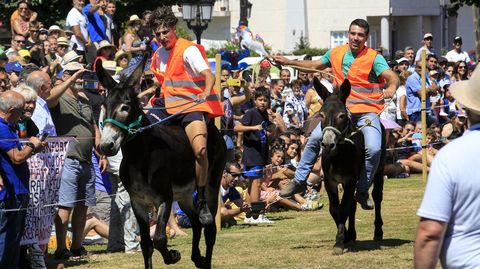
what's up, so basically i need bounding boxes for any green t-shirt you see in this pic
[321,48,390,78]
[51,93,96,162]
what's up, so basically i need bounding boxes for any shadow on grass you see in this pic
[350,238,412,252]
[291,238,411,252]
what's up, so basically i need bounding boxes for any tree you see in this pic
[447,0,480,62]
[294,32,310,51]
[292,32,328,56]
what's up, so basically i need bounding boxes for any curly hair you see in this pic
[149,6,178,30]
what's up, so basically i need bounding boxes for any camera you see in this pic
[82,71,99,90]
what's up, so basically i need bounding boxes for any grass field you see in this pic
[57,175,426,269]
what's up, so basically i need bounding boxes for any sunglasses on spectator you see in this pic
[226,171,243,179]
[458,65,466,69]
[19,7,28,10]
[424,37,433,41]
[58,45,69,49]
[14,40,26,43]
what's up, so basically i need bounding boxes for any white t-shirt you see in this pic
[66,7,89,51]
[445,49,471,63]
[395,85,406,120]
[415,47,434,62]
[417,129,480,269]
[156,45,209,77]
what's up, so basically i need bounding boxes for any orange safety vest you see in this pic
[330,44,385,114]
[150,38,223,117]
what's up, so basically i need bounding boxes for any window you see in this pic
[331,31,348,48]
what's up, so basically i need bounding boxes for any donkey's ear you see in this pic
[339,79,351,104]
[313,76,330,102]
[124,54,149,90]
[95,58,118,90]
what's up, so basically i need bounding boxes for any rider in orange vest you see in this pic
[274,19,399,210]
[148,7,223,226]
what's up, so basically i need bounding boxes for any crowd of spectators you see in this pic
[0,0,475,267]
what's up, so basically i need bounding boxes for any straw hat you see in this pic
[114,50,131,61]
[48,25,65,36]
[63,62,83,72]
[127,14,142,25]
[450,65,480,114]
[96,40,115,53]
[102,60,117,72]
[62,50,80,65]
[57,37,70,46]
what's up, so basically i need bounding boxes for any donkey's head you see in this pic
[97,55,148,156]
[314,77,352,154]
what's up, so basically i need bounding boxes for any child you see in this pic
[234,87,274,223]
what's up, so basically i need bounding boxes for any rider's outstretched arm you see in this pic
[273,55,327,73]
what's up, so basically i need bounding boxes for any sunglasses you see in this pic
[14,40,26,43]
[458,66,466,69]
[226,171,243,178]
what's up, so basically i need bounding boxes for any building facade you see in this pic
[175,0,475,59]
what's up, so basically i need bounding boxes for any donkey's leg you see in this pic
[131,200,154,269]
[178,199,204,268]
[343,182,357,245]
[372,172,384,241]
[202,200,218,269]
[153,201,181,265]
[325,181,344,255]
[190,217,205,268]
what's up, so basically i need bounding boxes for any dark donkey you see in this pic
[313,77,385,255]
[96,56,226,269]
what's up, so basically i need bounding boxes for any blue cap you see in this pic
[5,61,23,73]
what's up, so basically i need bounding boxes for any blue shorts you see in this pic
[243,165,264,178]
[58,157,96,207]
[147,97,210,128]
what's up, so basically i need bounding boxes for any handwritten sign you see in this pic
[21,140,70,245]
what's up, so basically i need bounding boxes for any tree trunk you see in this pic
[473,6,480,62]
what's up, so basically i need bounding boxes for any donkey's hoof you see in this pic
[165,250,181,265]
[374,234,383,241]
[332,246,344,255]
[193,255,206,268]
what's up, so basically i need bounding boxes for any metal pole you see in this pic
[214,53,222,231]
[421,50,427,182]
[195,28,202,44]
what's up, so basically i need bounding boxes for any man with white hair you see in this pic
[414,65,480,268]
[0,91,44,268]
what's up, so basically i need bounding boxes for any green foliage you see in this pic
[176,26,192,41]
[292,47,329,56]
[447,0,480,16]
[295,33,310,50]
[205,41,242,58]
[292,33,327,56]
